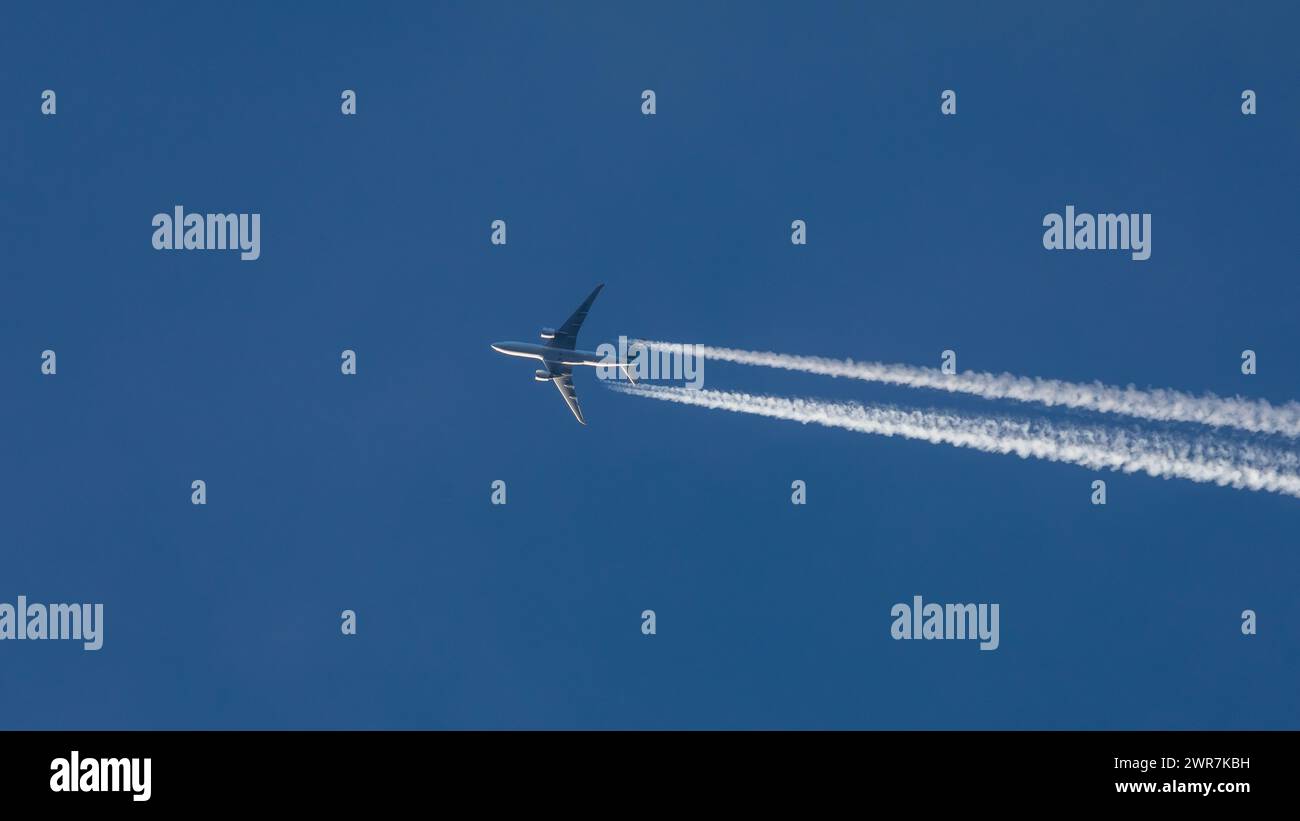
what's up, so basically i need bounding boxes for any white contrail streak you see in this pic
[609,384,1300,499]
[636,341,1300,438]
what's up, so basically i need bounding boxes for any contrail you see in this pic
[635,341,1300,438]
[608,383,1300,499]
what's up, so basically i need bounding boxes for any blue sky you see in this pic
[1,2,1297,728]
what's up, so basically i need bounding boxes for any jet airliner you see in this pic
[491,283,634,425]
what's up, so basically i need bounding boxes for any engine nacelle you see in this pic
[534,369,553,382]
[539,327,556,340]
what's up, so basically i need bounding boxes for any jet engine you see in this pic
[539,327,556,340]
[534,369,553,382]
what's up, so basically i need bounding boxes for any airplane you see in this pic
[491,283,635,425]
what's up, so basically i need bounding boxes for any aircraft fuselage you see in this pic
[491,341,608,368]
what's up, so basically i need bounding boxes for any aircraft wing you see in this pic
[549,283,604,350]
[551,370,586,425]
